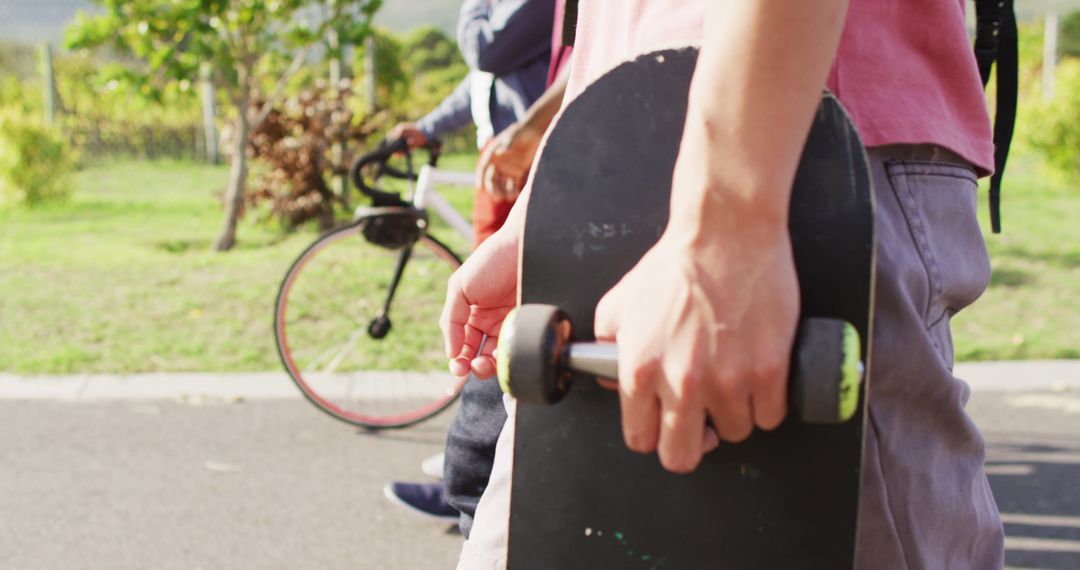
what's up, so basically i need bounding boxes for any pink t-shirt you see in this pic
[562,0,995,175]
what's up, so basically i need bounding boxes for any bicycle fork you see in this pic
[367,245,413,339]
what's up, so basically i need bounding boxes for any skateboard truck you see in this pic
[497,303,863,424]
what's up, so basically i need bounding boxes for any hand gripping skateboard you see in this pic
[499,48,875,569]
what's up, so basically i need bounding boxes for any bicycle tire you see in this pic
[275,218,466,429]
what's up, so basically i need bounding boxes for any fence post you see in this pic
[39,43,58,127]
[1044,12,1059,101]
[193,125,204,162]
[200,63,220,164]
[364,35,377,112]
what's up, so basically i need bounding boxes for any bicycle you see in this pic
[274,139,477,429]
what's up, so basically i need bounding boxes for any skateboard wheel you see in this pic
[790,318,863,423]
[498,304,573,404]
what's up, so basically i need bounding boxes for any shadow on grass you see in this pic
[998,244,1080,270]
[154,234,289,253]
[985,434,1080,569]
[990,267,1035,288]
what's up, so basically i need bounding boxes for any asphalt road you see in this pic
[0,399,461,570]
[1,389,1077,569]
[971,390,1080,570]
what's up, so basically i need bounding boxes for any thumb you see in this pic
[594,282,628,341]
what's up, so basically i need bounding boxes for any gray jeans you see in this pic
[457,144,1006,569]
[856,144,1004,568]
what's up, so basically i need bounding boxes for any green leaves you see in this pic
[1026,59,1080,179]
[0,111,75,206]
[64,0,383,103]
[1061,11,1080,59]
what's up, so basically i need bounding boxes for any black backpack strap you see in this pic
[562,0,579,47]
[974,0,1018,233]
[974,0,1001,86]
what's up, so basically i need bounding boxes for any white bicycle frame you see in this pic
[409,164,477,245]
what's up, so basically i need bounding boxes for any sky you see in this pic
[0,0,461,46]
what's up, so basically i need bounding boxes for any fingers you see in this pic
[406,132,427,149]
[482,164,506,202]
[470,335,499,379]
[704,381,754,443]
[593,283,627,341]
[448,323,485,378]
[442,296,509,380]
[476,139,498,184]
[620,361,732,472]
[596,377,619,391]
[388,123,426,149]
[439,275,469,361]
[480,141,530,202]
[749,358,789,431]
[618,358,661,454]
[482,164,525,203]
[449,324,494,378]
[657,405,707,474]
[702,425,720,454]
[600,284,667,455]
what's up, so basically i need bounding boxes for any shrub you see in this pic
[247,80,385,229]
[1061,11,1080,60]
[0,110,76,206]
[1025,59,1080,181]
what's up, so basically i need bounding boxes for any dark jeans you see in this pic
[444,374,507,537]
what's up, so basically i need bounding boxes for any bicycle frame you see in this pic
[411,164,477,245]
[350,162,475,348]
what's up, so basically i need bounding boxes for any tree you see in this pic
[1061,11,1080,60]
[354,27,411,115]
[66,0,381,251]
[1028,59,1080,179]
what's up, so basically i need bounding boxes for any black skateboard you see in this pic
[498,48,875,568]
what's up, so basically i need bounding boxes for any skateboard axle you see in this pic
[564,342,619,379]
[499,304,864,425]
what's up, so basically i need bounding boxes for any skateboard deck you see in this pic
[509,48,875,568]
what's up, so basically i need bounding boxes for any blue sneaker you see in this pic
[383,482,460,523]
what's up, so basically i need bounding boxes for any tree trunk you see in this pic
[212,93,251,252]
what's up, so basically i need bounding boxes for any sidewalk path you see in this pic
[1,360,1077,401]
[1,361,1077,569]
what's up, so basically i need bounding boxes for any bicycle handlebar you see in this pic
[350,138,442,207]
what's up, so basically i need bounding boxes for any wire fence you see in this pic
[1,1,212,163]
[1,1,479,165]
[68,123,208,162]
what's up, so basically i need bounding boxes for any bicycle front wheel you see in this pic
[275,220,465,428]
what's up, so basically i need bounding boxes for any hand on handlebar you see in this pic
[387,122,429,150]
[477,122,543,203]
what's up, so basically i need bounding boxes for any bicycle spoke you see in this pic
[323,327,365,374]
[304,325,368,373]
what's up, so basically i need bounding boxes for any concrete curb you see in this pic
[0,360,1077,401]
[0,372,295,401]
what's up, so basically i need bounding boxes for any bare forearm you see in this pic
[520,68,569,136]
[496,74,570,232]
[671,0,850,244]
[477,68,572,204]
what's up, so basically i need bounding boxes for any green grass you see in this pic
[0,152,1076,374]
[0,156,477,374]
[952,154,1080,361]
